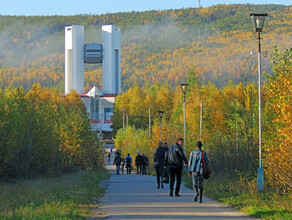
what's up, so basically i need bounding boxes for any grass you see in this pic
[0,168,110,219]
[182,172,292,220]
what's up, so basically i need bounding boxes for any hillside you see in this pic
[0,4,291,92]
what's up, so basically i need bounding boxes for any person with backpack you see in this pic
[153,142,167,189]
[188,141,209,203]
[113,151,122,175]
[164,138,188,196]
[135,152,144,175]
[142,153,149,175]
[124,154,133,174]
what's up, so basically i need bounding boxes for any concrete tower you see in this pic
[65,25,84,94]
[102,25,121,95]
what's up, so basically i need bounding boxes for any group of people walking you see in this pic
[113,152,149,175]
[153,138,209,203]
[109,137,209,203]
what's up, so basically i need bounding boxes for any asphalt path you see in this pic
[90,150,257,220]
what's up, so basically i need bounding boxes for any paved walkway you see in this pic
[90,151,257,220]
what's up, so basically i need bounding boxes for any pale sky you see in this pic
[0,0,290,16]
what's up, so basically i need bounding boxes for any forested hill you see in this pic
[0,4,291,91]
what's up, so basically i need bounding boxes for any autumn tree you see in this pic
[264,47,292,191]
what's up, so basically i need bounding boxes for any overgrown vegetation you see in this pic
[0,84,104,179]
[182,173,292,220]
[0,168,110,219]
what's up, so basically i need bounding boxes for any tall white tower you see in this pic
[65,25,84,94]
[102,25,121,95]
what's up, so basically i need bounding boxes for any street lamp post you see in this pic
[149,106,151,136]
[121,109,125,132]
[250,13,268,191]
[200,100,203,141]
[180,83,188,156]
[158,111,164,141]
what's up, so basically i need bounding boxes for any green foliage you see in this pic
[0,84,104,180]
[115,125,150,158]
[0,168,110,219]
[263,47,292,190]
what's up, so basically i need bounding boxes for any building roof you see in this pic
[101,93,119,97]
[87,86,103,97]
[61,93,89,98]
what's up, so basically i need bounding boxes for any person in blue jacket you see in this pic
[124,154,133,174]
[188,141,209,203]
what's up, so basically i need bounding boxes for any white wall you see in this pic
[65,25,84,94]
[102,25,121,95]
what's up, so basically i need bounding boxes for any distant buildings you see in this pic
[64,25,121,139]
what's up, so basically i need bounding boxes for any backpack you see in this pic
[116,156,122,163]
[202,151,211,179]
[126,157,131,164]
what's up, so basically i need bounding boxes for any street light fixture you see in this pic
[180,83,188,156]
[250,12,268,191]
[158,110,164,141]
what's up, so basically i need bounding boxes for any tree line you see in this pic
[0,4,291,92]
[0,84,103,179]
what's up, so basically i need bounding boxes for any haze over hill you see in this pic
[0,4,291,91]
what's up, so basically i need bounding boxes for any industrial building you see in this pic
[64,24,121,138]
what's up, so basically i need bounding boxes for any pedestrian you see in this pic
[107,152,111,163]
[153,141,167,189]
[124,154,133,174]
[113,151,122,175]
[188,141,209,203]
[142,153,149,175]
[165,138,188,197]
[135,152,144,175]
[120,156,125,173]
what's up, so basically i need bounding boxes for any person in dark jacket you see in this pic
[188,141,209,203]
[113,151,122,175]
[165,138,188,197]
[141,153,148,175]
[153,142,167,189]
[135,152,144,175]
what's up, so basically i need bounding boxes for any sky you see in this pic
[0,0,291,16]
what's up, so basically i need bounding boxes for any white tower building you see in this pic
[102,25,121,95]
[64,24,121,135]
[65,25,84,94]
